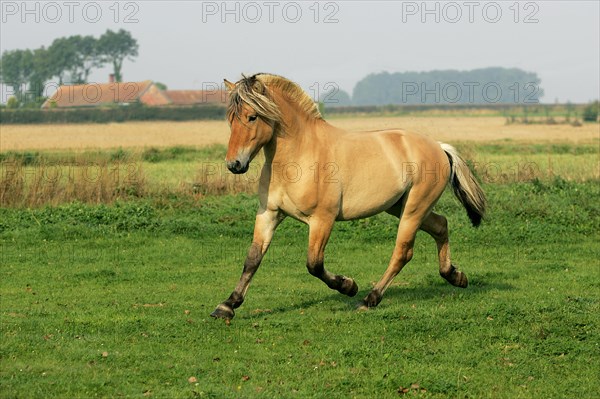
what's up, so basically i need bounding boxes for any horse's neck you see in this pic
[264,117,330,165]
[264,93,330,162]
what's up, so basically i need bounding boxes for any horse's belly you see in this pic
[337,185,406,221]
[333,130,418,220]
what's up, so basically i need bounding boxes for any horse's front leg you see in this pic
[307,217,358,297]
[211,208,284,320]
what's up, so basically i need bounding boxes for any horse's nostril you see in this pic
[227,159,245,173]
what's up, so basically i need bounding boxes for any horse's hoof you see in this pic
[210,304,235,320]
[443,266,469,288]
[340,278,359,297]
[447,270,468,288]
[360,290,382,308]
[453,271,468,288]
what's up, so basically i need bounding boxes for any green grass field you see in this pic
[1,142,599,398]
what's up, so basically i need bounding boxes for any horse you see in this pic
[210,73,486,320]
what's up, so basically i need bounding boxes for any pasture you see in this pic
[1,117,599,398]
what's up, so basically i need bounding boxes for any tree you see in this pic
[0,47,54,104]
[69,35,103,84]
[0,33,111,106]
[6,96,19,109]
[47,37,79,85]
[97,29,139,83]
[582,101,599,122]
[1,50,26,98]
[0,49,35,101]
[28,47,53,99]
[47,35,105,85]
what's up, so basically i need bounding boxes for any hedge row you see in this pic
[325,103,567,115]
[1,103,593,124]
[0,104,226,124]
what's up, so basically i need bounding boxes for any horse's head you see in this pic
[224,77,281,174]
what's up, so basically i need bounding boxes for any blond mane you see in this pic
[227,73,322,125]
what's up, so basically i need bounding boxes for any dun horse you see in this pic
[211,74,486,320]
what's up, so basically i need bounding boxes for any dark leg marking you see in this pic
[361,289,382,308]
[441,264,468,288]
[420,212,469,289]
[211,244,263,320]
[339,276,359,297]
[307,261,358,297]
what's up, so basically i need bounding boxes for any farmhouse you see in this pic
[41,80,226,108]
[162,90,227,106]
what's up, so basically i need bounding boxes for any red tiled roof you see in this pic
[139,84,171,106]
[41,82,228,108]
[163,90,227,105]
[42,81,154,108]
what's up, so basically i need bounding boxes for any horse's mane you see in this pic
[227,73,322,125]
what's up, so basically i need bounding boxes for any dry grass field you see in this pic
[1,117,598,151]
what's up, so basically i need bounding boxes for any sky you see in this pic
[1,0,599,103]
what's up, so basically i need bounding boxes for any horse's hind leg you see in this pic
[360,187,445,309]
[359,192,433,309]
[420,212,468,288]
[307,217,358,297]
[359,214,419,309]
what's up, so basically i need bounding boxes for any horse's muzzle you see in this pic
[227,159,249,174]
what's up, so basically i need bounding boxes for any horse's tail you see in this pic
[440,143,487,227]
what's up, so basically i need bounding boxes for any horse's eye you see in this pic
[248,115,258,122]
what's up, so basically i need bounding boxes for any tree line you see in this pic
[321,67,545,106]
[0,29,138,106]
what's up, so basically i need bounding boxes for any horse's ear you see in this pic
[223,79,235,91]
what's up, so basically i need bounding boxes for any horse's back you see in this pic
[337,128,449,169]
